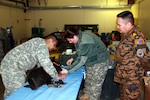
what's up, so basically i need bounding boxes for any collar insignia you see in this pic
[133,33,137,37]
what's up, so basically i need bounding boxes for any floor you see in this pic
[0,75,4,100]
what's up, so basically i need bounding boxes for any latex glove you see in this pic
[66,58,73,66]
[60,68,68,74]
[57,68,68,79]
[57,74,66,79]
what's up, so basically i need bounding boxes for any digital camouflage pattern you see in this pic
[84,60,109,100]
[0,38,57,98]
[114,26,150,100]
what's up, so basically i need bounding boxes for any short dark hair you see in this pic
[117,11,134,25]
[64,27,79,39]
[44,34,58,42]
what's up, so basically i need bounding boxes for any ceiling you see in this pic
[0,0,137,12]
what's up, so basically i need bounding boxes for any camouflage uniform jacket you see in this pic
[114,26,150,84]
[0,38,57,78]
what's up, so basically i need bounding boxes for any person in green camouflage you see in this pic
[0,35,68,98]
[64,27,110,100]
[114,11,150,100]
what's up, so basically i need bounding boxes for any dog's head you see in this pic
[25,67,53,90]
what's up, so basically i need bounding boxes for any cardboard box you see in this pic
[143,76,150,100]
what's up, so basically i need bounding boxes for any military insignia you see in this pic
[135,39,145,45]
[136,49,144,58]
[133,33,137,37]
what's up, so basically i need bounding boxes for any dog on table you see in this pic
[24,65,65,90]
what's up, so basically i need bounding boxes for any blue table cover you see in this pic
[6,66,85,100]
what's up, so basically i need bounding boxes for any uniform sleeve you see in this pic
[136,42,150,70]
[36,48,58,78]
[68,56,87,73]
[68,44,92,73]
[133,28,150,69]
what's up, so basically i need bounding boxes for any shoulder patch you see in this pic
[135,39,145,45]
[136,49,144,58]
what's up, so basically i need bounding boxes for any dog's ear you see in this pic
[28,77,38,90]
[24,77,37,90]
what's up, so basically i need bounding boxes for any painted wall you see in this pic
[138,0,150,39]
[1,0,145,40]
[26,0,131,36]
[0,5,27,40]
[26,9,130,36]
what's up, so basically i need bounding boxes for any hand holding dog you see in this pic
[57,68,68,79]
[60,68,68,74]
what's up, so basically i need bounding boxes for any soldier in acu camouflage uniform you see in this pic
[0,35,68,98]
[114,11,150,100]
[64,27,110,100]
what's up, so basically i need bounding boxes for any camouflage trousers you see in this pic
[2,72,26,98]
[83,60,109,100]
[1,63,26,98]
[119,80,143,100]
